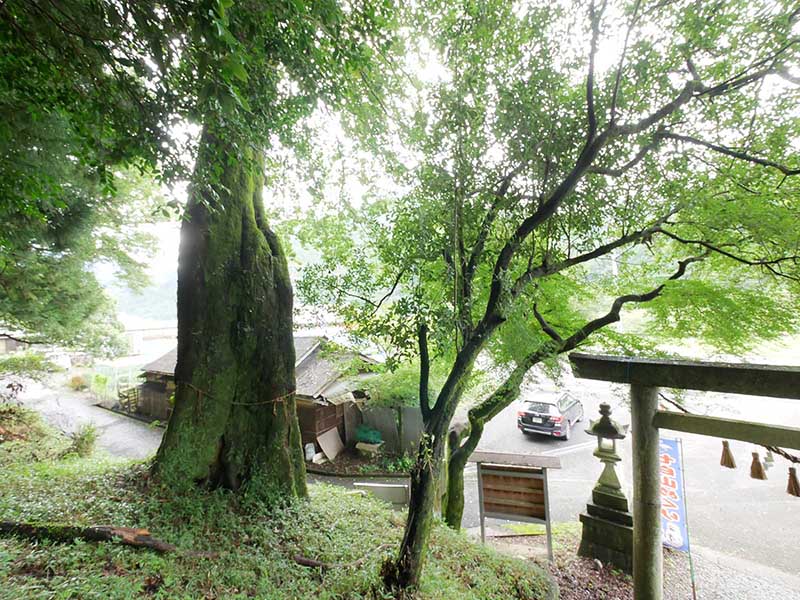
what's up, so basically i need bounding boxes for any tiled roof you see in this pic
[141,336,364,398]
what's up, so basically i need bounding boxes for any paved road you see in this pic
[13,379,162,459]
[460,379,620,535]
[468,377,800,578]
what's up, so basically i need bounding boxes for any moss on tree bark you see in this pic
[382,418,449,592]
[383,343,479,592]
[442,356,541,529]
[152,127,306,499]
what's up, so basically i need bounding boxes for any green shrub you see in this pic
[0,352,60,379]
[67,374,88,391]
[359,452,415,474]
[364,362,444,408]
[385,452,414,473]
[88,373,110,400]
[0,403,69,465]
[66,423,97,458]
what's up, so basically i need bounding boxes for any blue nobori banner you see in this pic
[659,438,690,553]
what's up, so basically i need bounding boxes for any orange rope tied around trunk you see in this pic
[177,381,294,407]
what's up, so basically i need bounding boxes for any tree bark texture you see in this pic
[443,358,533,528]
[153,127,306,499]
[384,348,479,591]
[382,419,448,592]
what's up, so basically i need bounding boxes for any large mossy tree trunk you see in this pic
[152,127,306,499]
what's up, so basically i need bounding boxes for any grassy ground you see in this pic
[0,404,556,600]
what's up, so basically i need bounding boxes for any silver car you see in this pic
[517,391,584,440]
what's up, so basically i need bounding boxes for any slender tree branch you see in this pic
[437,29,792,424]
[610,0,642,123]
[697,39,799,98]
[418,323,431,420]
[533,303,563,342]
[685,54,702,84]
[477,59,704,339]
[660,132,800,176]
[370,268,407,316]
[464,164,525,296]
[657,229,800,281]
[511,213,677,297]
[23,0,114,43]
[479,129,612,331]
[539,158,552,204]
[451,344,553,464]
[0,333,41,345]
[614,81,699,136]
[693,154,761,195]
[559,254,706,351]
[477,77,698,338]
[589,137,660,176]
[777,66,800,86]
[330,268,406,313]
[331,285,380,309]
[585,0,606,143]
[452,255,705,466]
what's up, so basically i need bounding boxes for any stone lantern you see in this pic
[578,402,634,573]
[587,403,628,511]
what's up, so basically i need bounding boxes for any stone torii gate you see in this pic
[569,353,800,600]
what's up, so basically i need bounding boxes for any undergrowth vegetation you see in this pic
[0,405,555,599]
[0,353,60,379]
[0,404,68,465]
[67,423,98,458]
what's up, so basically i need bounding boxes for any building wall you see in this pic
[0,338,28,355]
[297,397,346,450]
[137,381,172,421]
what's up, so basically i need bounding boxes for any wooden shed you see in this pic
[133,336,374,448]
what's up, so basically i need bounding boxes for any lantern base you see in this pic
[578,501,634,574]
[592,485,630,513]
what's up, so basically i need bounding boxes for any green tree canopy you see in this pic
[3,0,400,496]
[296,0,800,589]
[0,2,182,353]
[146,0,399,498]
[0,113,168,354]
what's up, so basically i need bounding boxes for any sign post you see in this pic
[470,451,561,562]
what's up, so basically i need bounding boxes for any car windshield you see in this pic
[525,402,559,415]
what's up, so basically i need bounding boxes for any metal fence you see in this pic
[89,365,142,404]
[361,406,424,454]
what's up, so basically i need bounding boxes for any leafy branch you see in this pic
[657,229,800,281]
[450,254,706,470]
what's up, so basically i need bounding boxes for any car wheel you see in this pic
[575,408,584,423]
[563,422,571,441]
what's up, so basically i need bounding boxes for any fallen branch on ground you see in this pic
[0,521,216,557]
[293,543,393,571]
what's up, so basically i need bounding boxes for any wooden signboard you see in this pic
[471,451,560,562]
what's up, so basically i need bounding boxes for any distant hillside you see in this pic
[108,270,178,325]
[99,232,321,329]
